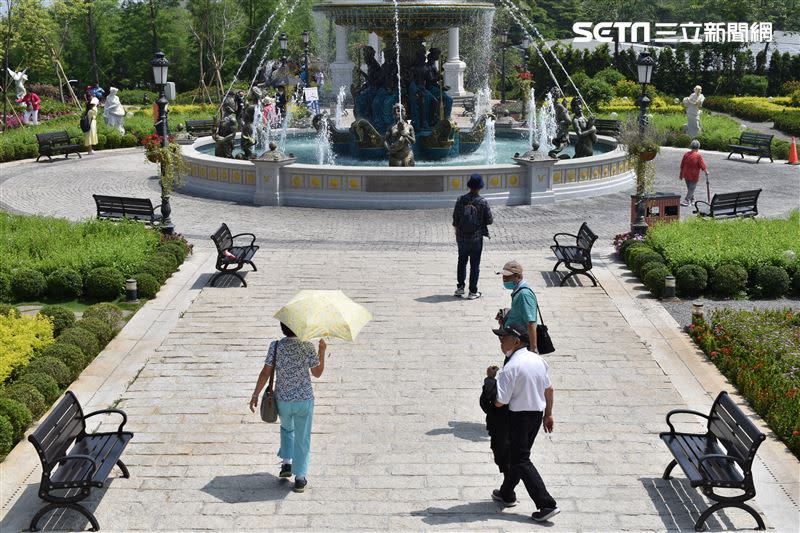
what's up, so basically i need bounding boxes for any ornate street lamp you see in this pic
[521,35,531,72]
[279,32,288,65]
[301,29,310,87]
[500,31,509,103]
[150,51,174,234]
[631,51,656,236]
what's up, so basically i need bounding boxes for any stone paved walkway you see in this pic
[1,249,797,532]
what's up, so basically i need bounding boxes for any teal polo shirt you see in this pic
[505,281,538,329]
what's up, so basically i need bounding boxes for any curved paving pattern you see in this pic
[1,146,797,251]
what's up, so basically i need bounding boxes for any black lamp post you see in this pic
[279,32,288,65]
[150,51,174,234]
[521,35,531,72]
[301,29,310,87]
[631,51,656,236]
[500,31,509,103]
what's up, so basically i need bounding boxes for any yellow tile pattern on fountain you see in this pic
[328,177,341,189]
[508,174,519,187]
[291,175,303,188]
[246,172,256,185]
[566,169,576,183]
[348,178,361,190]
[552,171,562,184]
[579,168,589,181]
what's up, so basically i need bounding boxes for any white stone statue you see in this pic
[103,87,126,135]
[682,85,705,138]
[7,68,28,100]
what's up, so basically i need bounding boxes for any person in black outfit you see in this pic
[480,364,510,476]
[452,173,493,299]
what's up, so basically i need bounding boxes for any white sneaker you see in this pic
[467,291,481,300]
[680,200,690,206]
[454,287,465,297]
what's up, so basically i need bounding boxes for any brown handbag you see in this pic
[260,341,279,423]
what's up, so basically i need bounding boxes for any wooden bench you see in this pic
[594,118,621,137]
[93,194,162,225]
[27,391,133,532]
[210,223,259,287]
[35,131,83,162]
[660,391,766,532]
[550,222,598,286]
[727,132,773,163]
[185,119,215,137]
[694,189,761,219]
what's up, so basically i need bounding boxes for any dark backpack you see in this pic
[458,199,481,235]
[79,115,91,133]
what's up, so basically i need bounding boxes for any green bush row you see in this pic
[704,96,800,137]
[0,302,125,459]
[690,310,800,458]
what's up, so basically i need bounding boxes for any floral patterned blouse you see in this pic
[265,337,320,402]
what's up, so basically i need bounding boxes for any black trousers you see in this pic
[456,238,483,293]
[499,410,557,510]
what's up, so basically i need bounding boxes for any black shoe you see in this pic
[531,507,560,522]
[293,477,308,493]
[279,463,292,478]
[491,489,517,507]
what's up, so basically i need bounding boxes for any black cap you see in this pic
[492,323,529,343]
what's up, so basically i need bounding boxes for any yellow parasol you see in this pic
[273,290,372,341]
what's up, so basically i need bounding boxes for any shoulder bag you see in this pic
[260,341,279,423]
[510,286,555,355]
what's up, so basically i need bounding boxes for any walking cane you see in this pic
[705,172,711,203]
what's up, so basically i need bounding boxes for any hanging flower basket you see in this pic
[146,152,161,163]
[639,150,657,161]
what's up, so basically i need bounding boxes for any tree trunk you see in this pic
[87,5,100,86]
[149,0,158,53]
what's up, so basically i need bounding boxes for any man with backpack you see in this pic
[452,173,493,299]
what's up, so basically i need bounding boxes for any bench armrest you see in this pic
[552,232,578,247]
[51,453,99,480]
[698,453,743,480]
[83,408,128,433]
[230,232,256,246]
[693,200,711,214]
[665,409,709,434]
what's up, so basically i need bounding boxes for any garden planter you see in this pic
[639,150,657,161]
[146,153,161,163]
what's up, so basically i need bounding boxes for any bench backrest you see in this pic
[211,223,233,252]
[28,391,86,469]
[710,189,761,212]
[576,222,598,251]
[36,131,71,145]
[185,119,214,133]
[707,391,765,470]
[594,119,621,134]
[738,132,773,147]
[93,195,156,219]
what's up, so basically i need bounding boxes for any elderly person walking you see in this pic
[491,324,559,522]
[249,322,326,493]
[498,260,537,351]
[679,139,709,207]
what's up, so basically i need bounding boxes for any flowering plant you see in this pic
[141,134,186,194]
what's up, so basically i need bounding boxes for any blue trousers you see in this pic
[277,400,314,478]
[457,238,484,293]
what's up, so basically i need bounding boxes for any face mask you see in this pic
[503,348,515,357]
[503,281,516,290]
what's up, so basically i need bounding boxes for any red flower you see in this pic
[786,389,797,399]
[517,71,533,80]
[710,351,718,359]
[793,430,800,438]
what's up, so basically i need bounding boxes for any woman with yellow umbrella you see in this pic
[249,290,371,494]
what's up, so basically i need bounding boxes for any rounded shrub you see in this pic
[10,268,47,301]
[0,398,32,441]
[633,252,665,276]
[0,383,46,418]
[137,262,169,284]
[46,267,83,299]
[38,305,76,336]
[84,266,124,301]
[755,265,790,298]
[134,272,160,299]
[18,372,60,403]
[157,242,186,264]
[152,251,178,273]
[0,270,12,302]
[78,317,113,346]
[58,327,100,359]
[626,245,655,268]
[643,265,671,297]
[82,302,124,332]
[0,304,18,318]
[40,343,87,379]
[639,261,667,279]
[25,356,72,388]
[675,264,708,297]
[792,271,800,297]
[711,264,748,298]
[0,415,13,457]
[619,239,643,261]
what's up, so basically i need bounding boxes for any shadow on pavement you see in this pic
[410,501,545,526]
[640,476,739,531]
[190,272,213,290]
[0,480,113,532]
[204,271,249,288]
[539,271,591,288]
[415,294,461,304]
[201,472,289,503]
[426,421,488,443]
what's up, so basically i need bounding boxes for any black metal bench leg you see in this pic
[233,271,248,287]
[247,261,257,272]
[662,459,678,480]
[694,501,765,532]
[552,260,562,272]
[30,502,100,532]
[559,271,575,286]
[580,271,598,287]
[116,459,130,478]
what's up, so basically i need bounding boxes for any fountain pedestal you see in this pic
[331,25,355,97]
[252,148,296,206]
[514,152,557,205]
[444,28,467,97]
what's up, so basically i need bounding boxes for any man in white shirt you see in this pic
[492,324,559,522]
